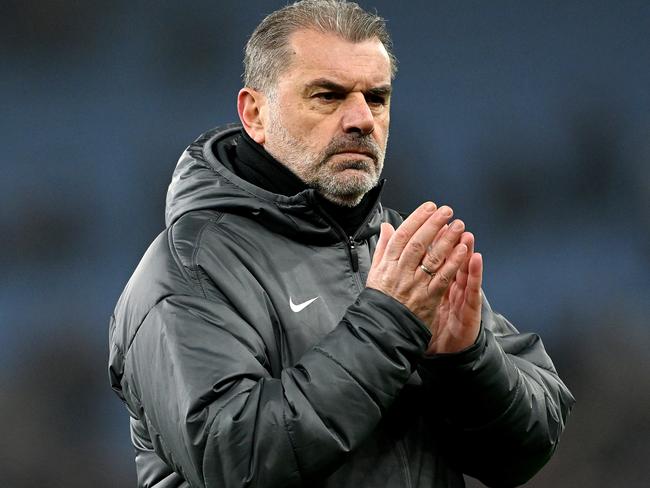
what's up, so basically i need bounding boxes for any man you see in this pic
[109,1,574,487]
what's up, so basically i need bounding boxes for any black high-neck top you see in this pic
[228,130,377,237]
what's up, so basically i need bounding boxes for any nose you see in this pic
[340,93,375,135]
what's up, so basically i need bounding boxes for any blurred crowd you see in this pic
[1,1,648,486]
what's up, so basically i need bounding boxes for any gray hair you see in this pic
[243,0,397,94]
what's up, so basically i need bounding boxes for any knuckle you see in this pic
[406,240,426,255]
[392,230,409,246]
[443,234,460,247]
[427,253,444,269]
[437,273,452,287]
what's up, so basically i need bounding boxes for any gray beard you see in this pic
[264,111,386,207]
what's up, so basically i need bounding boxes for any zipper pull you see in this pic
[348,236,359,272]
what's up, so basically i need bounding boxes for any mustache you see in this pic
[323,134,382,161]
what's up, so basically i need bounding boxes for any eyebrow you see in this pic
[304,78,392,97]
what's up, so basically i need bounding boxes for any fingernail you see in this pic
[440,206,452,217]
[423,202,436,212]
[451,220,463,230]
[458,244,468,254]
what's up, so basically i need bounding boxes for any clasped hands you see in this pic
[367,202,483,355]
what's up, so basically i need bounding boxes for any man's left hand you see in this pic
[424,230,483,355]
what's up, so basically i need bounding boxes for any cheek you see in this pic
[373,128,389,148]
[375,116,390,143]
[298,118,338,149]
[282,110,321,140]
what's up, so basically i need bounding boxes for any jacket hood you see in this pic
[165,124,385,244]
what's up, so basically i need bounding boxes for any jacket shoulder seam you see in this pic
[168,210,225,298]
[124,292,175,357]
[190,212,226,299]
[122,213,223,357]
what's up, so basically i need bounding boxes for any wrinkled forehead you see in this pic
[280,29,392,88]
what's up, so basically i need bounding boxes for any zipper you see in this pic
[308,194,364,288]
[308,189,384,290]
[347,234,364,291]
[347,235,359,272]
[347,197,383,289]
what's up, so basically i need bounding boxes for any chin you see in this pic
[318,173,376,206]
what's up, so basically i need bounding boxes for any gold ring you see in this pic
[420,263,435,277]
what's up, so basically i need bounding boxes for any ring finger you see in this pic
[398,206,453,272]
[428,242,468,297]
[420,219,465,276]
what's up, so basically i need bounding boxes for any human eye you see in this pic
[365,93,387,107]
[313,91,343,102]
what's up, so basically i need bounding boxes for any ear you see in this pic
[237,88,267,144]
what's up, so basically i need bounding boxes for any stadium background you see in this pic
[1,0,648,486]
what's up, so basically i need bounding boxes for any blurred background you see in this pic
[1,0,648,486]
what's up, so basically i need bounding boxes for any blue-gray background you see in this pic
[1,0,648,486]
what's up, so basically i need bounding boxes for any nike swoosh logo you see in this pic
[289,296,319,313]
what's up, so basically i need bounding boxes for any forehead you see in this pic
[280,29,392,88]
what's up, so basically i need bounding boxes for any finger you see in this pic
[424,223,448,267]
[420,218,464,273]
[398,205,453,271]
[463,252,483,311]
[459,232,475,274]
[428,243,468,297]
[370,223,395,270]
[449,279,463,309]
[383,202,437,261]
[425,223,448,265]
[431,223,448,245]
[454,232,475,289]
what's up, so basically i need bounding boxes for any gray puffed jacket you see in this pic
[109,125,574,488]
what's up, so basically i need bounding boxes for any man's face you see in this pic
[262,29,392,207]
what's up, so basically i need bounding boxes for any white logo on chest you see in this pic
[289,296,319,313]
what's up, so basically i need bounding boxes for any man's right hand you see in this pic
[366,202,475,348]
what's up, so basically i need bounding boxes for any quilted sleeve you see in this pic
[417,294,575,487]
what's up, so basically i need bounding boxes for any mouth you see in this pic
[328,159,373,173]
[332,149,376,161]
